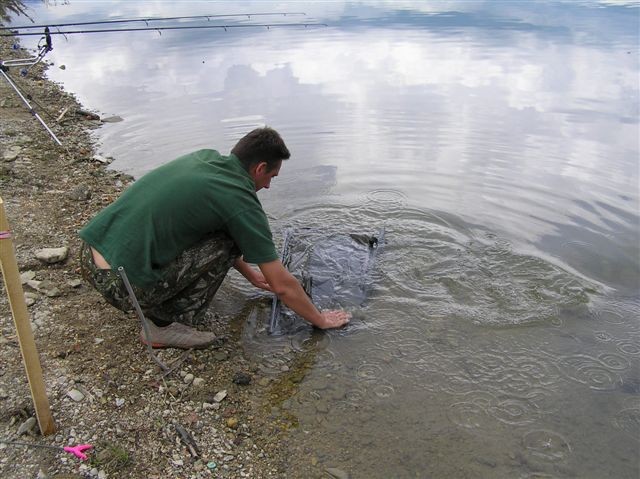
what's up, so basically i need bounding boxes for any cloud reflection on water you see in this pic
[12,0,640,287]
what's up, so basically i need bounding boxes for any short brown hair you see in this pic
[231,127,290,171]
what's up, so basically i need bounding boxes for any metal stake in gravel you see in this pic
[0,197,56,436]
[117,266,170,373]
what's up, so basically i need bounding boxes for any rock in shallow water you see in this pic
[325,467,350,479]
[232,372,252,385]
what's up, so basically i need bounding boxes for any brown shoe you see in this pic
[139,321,217,349]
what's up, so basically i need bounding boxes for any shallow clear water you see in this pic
[9,1,640,477]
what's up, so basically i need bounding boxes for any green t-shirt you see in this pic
[79,150,278,287]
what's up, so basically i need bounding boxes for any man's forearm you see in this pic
[276,278,324,327]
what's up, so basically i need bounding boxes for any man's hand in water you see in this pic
[319,310,351,329]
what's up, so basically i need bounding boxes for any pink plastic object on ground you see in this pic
[63,444,93,460]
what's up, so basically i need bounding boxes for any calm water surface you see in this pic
[11,1,640,477]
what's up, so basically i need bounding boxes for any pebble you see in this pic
[325,467,350,479]
[17,417,37,435]
[67,278,84,288]
[192,377,205,387]
[94,338,104,344]
[226,417,238,429]
[98,470,107,479]
[35,246,69,264]
[101,115,124,123]
[232,372,252,385]
[207,461,217,470]
[20,270,36,284]
[3,145,21,162]
[67,389,85,402]
[183,373,194,385]
[67,185,91,201]
[25,293,36,307]
[257,377,271,387]
[214,351,228,361]
[213,390,227,402]
[115,398,125,407]
[172,459,184,467]
[203,402,220,411]
[0,387,8,399]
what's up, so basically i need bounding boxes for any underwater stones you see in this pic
[232,372,252,385]
[35,246,69,264]
[325,467,350,479]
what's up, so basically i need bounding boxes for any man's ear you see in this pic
[255,161,269,175]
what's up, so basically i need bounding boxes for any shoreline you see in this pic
[0,33,305,479]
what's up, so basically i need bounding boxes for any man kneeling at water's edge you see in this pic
[79,127,350,349]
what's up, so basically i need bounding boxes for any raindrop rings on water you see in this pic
[373,384,395,399]
[617,340,640,356]
[613,408,640,440]
[522,430,572,462]
[355,362,385,381]
[597,352,630,370]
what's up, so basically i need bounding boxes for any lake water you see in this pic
[9,1,640,477]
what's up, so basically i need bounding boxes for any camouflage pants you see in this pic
[80,233,240,326]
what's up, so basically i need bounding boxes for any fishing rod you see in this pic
[1,12,307,31]
[0,22,327,37]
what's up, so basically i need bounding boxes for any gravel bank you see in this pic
[0,32,309,479]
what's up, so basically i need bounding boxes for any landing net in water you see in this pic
[269,228,385,335]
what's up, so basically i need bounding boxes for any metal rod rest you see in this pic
[117,266,169,372]
[0,69,62,145]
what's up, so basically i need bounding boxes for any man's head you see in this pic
[231,127,290,191]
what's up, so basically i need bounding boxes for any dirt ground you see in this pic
[0,33,318,479]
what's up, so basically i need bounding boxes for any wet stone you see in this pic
[232,372,252,385]
[214,351,228,361]
[325,467,350,479]
[101,115,123,123]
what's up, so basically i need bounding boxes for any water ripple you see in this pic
[522,430,572,462]
[613,407,640,440]
[556,354,624,391]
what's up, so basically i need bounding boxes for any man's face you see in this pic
[253,160,282,192]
